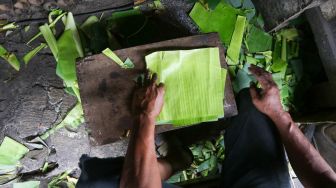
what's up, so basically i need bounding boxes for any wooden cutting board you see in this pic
[76,33,237,146]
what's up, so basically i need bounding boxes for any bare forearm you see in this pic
[270,111,336,187]
[120,115,162,188]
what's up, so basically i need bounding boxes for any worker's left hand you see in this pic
[132,72,165,119]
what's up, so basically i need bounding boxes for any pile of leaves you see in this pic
[190,0,303,111]
[168,135,225,183]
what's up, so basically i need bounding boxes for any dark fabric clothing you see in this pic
[76,155,179,188]
[76,155,123,188]
[76,89,290,188]
[220,89,290,188]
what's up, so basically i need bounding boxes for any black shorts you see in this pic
[76,89,290,188]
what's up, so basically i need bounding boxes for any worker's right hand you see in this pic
[132,72,165,120]
[248,65,285,118]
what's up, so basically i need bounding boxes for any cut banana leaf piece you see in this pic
[0,22,18,32]
[245,25,272,53]
[41,102,84,140]
[189,2,244,45]
[56,29,79,88]
[123,58,135,69]
[0,137,29,166]
[65,12,84,57]
[0,45,20,71]
[23,43,47,64]
[226,15,246,65]
[233,69,252,93]
[39,24,58,60]
[102,48,133,69]
[13,181,40,188]
[0,137,29,184]
[27,12,66,45]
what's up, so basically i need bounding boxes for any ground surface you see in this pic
[0,0,198,180]
[1,0,333,187]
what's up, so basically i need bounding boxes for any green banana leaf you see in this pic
[102,48,134,69]
[41,102,84,140]
[23,43,47,64]
[0,137,29,184]
[226,15,246,65]
[13,181,40,188]
[0,137,29,166]
[65,12,84,57]
[189,2,244,45]
[39,24,59,60]
[146,48,226,126]
[56,29,79,88]
[0,45,20,71]
[245,25,272,53]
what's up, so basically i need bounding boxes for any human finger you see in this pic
[144,70,151,86]
[249,65,273,89]
[249,83,260,102]
[150,73,158,86]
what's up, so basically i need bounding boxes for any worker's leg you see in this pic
[76,155,180,188]
[220,88,291,188]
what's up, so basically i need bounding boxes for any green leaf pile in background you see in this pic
[168,135,225,183]
[190,0,302,111]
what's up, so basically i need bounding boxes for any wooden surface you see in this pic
[77,33,237,146]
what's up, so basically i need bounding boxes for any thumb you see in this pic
[249,83,260,103]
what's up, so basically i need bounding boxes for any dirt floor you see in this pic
[0,0,200,181]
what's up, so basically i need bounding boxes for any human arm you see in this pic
[120,74,165,188]
[249,65,336,188]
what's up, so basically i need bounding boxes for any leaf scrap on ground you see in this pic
[41,102,84,140]
[0,45,20,71]
[23,43,47,64]
[0,137,29,184]
[13,181,40,188]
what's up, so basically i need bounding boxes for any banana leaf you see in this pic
[0,22,18,32]
[41,102,84,140]
[0,45,20,71]
[102,48,124,66]
[56,30,79,88]
[13,181,40,188]
[102,48,134,69]
[39,24,58,60]
[233,69,253,93]
[65,12,84,57]
[226,15,246,65]
[245,25,272,53]
[27,12,66,45]
[0,137,29,166]
[0,137,29,184]
[23,43,47,64]
[146,48,226,126]
[189,2,244,45]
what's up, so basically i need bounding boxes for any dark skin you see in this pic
[120,74,169,188]
[120,66,336,188]
[249,65,336,188]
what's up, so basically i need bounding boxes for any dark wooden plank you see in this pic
[77,33,237,145]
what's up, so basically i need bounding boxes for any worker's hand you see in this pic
[249,65,284,118]
[132,72,165,120]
